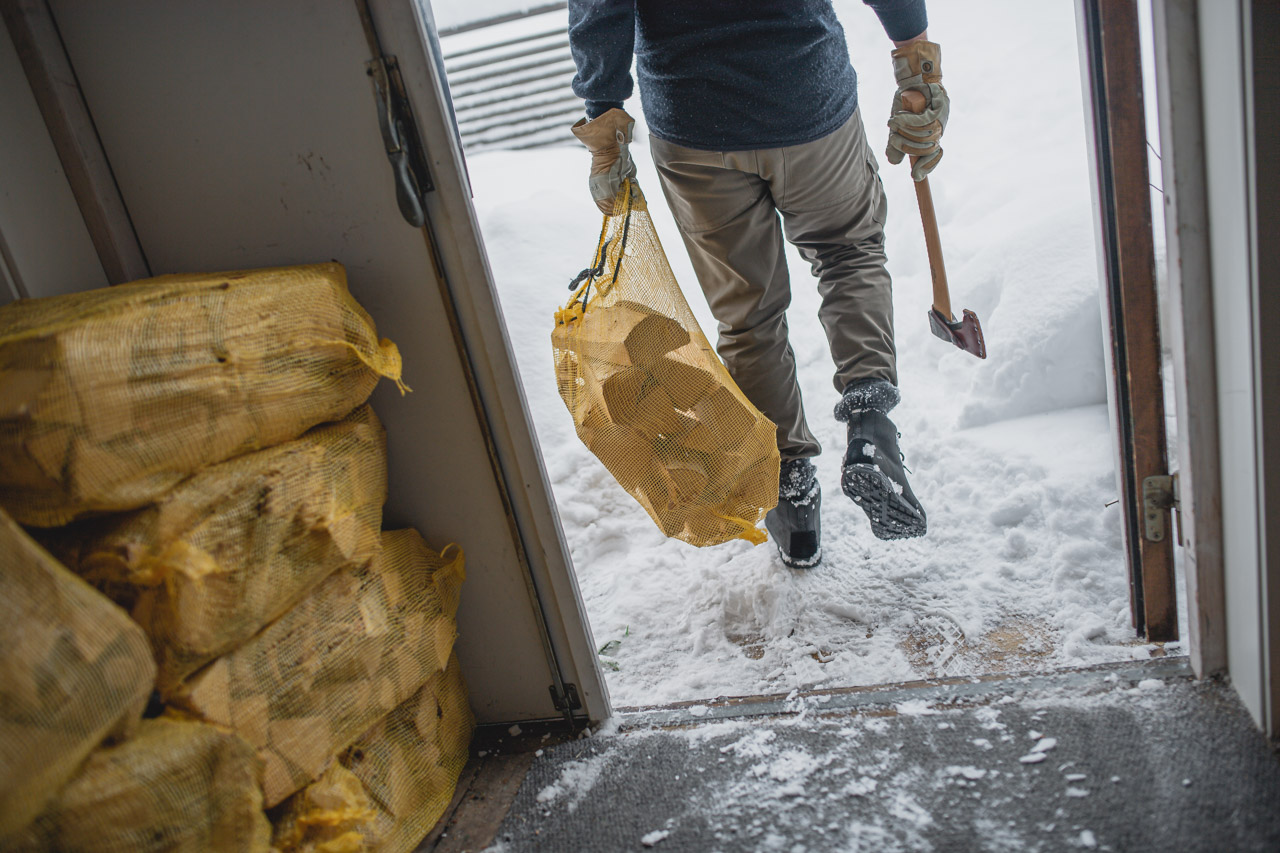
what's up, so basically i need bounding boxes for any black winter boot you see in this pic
[834,379,927,540]
[765,458,822,568]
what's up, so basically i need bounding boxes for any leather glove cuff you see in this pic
[890,40,942,86]
[571,108,638,213]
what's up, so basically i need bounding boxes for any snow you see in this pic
[945,766,988,781]
[721,730,778,760]
[1031,737,1058,754]
[534,754,613,811]
[640,829,670,847]
[464,0,1180,707]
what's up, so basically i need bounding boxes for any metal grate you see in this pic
[439,3,581,154]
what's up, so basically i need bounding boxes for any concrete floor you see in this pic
[426,660,1280,852]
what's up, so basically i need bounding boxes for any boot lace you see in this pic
[897,431,913,474]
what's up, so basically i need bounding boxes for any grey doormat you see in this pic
[488,668,1280,852]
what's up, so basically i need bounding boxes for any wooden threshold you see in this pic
[617,657,1193,729]
[419,719,581,852]
[420,752,536,853]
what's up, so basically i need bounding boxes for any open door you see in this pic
[0,0,609,727]
[1077,0,1178,643]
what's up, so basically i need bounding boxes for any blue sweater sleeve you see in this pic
[568,0,636,119]
[864,0,928,43]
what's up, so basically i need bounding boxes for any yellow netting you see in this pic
[552,179,779,547]
[47,405,388,693]
[0,262,405,527]
[8,717,272,852]
[167,529,465,807]
[271,763,380,853]
[272,654,474,853]
[0,508,156,843]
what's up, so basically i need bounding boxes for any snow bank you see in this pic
[952,216,1109,428]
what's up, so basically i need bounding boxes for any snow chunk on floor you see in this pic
[720,729,777,759]
[640,829,670,846]
[896,699,939,716]
[843,776,879,797]
[946,765,989,780]
[535,755,611,811]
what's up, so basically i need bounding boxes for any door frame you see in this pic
[1149,0,1226,678]
[1076,0,1179,642]
[1146,0,1280,739]
[370,0,611,723]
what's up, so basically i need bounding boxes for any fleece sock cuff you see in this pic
[833,378,901,422]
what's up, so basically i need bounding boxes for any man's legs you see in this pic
[650,137,823,566]
[768,109,896,392]
[649,137,820,463]
[649,111,925,554]
[763,109,926,540]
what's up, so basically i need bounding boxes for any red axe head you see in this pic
[929,307,987,359]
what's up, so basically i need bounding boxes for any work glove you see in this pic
[571,108,637,214]
[886,40,949,181]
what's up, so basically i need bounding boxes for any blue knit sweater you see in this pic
[568,0,928,151]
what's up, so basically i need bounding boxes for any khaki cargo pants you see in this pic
[650,108,895,462]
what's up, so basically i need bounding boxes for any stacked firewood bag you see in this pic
[0,264,475,852]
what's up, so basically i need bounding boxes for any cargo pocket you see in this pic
[866,151,889,228]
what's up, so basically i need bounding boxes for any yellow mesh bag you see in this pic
[45,405,388,693]
[272,654,474,853]
[271,762,381,853]
[552,179,779,547]
[8,717,272,852]
[167,529,465,807]
[0,262,405,527]
[0,508,155,843]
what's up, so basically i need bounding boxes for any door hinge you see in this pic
[549,683,582,713]
[367,54,434,227]
[1142,473,1178,543]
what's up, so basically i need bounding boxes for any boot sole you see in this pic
[842,463,927,540]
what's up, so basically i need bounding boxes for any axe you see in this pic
[900,89,986,359]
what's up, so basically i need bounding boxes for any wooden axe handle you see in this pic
[899,89,952,321]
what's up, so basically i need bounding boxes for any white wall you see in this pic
[1198,0,1268,729]
[0,24,106,303]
